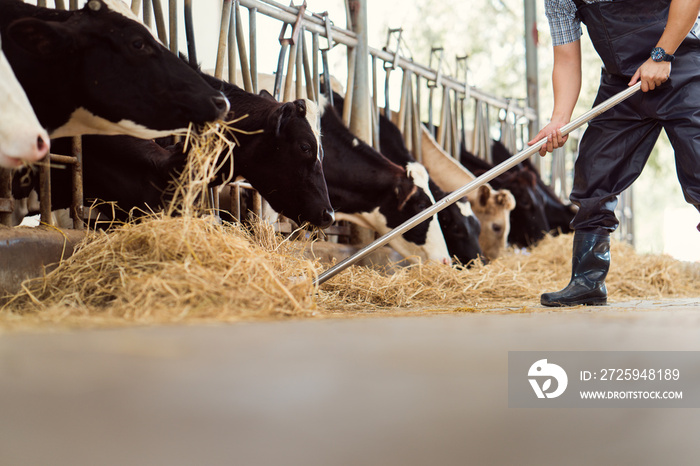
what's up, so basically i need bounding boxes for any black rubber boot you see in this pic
[541,231,610,307]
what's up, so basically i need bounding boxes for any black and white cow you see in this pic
[375,109,483,266]
[319,98,450,264]
[13,72,335,229]
[0,0,229,139]
[0,46,48,168]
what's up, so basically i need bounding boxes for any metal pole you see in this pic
[347,0,370,144]
[524,0,540,167]
[169,0,178,54]
[215,0,232,80]
[184,0,198,65]
[314,82,642,286]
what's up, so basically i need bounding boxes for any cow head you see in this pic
[3,0,229,138]
[0,46,48,168]
[500,167,550,248]
[200,80,333,229]
[468,185,515,262]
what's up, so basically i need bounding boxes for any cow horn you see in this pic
[88,0,102,12]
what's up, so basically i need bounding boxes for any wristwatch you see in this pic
[651,47,675,62]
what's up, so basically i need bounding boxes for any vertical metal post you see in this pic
[39,161,52,226]
[524,0,540,166]
[169,0,178,54]
[347,0,370,144]
[215,0,232,80]
[312,33,320,102]
[143,0,152,29]
[228,2,236,84]
[150,0,169,46]
[249,7,258,93]
[71,136,84,230]
[184,0,198,65]
[0,169,11,226]
[131,0,142,16]
[235,1,253,92]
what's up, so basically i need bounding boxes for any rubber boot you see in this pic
[541,231,610,307]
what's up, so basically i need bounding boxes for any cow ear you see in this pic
[293,99,307,118]
[496,189,516,210]
[270,102,295,136]
[259,89,276,101]
[6,18,72,57]
[477,185,491,207]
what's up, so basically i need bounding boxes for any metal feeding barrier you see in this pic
[314,82,642,286]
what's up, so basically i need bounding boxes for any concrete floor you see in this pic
[1,299,700,466]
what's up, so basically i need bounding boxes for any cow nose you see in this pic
[35,134,49,161]
[319,209,335,229]
[212,93,230,119]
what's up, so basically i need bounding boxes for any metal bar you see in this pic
[131,0,142,16]
[273,43,289,101]
[71,136,84,230]
[371,55,380,150]
[184,0,198,65]
[237,0,358,46]
[143,0,152,30]
[150,0,169,46]
[235,1,253,92]
[215,0,232,80]
[342,46,356,128]
[301,30,315,100]
[0,169,11,226]
[314,82,642,286]
[249,7,258,93]
[169,0,178,54]
[228,1,236,84]
[39,160,52,226]
[283,42,297,102]
[312,32,320,102]
[296,35,303,99]
[54,0,66,9]
[48,154,78,165]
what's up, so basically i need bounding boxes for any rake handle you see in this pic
[314,82,642,287]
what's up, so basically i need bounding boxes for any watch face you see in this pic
[651,47,665,62]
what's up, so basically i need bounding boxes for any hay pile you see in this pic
[2,215,319,327]
[318,234,700,315]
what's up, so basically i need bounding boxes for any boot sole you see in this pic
[541,297,607,307]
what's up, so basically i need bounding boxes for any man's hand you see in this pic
[528,121,568,157]
[629,58,671,91]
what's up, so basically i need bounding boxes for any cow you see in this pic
[460,144,550,248]
[0,0,229,139]
[490,140,576,235]
[374,108,483,266]
[319,97,450,265]
[13,72,335,230]
[0,45,48,168]
[418,126,516,262]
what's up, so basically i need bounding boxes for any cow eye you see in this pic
[132,39,145,50]
[300,142,312,154]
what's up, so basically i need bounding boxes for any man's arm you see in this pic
[630,0,700,91]
[529,40,582,156]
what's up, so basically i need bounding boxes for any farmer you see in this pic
[530,0,700,307]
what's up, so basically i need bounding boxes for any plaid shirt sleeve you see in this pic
[545,0,582,46]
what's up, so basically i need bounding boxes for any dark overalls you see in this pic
[570,0,700,234]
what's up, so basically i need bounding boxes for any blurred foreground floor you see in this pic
[1,298,700,466]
